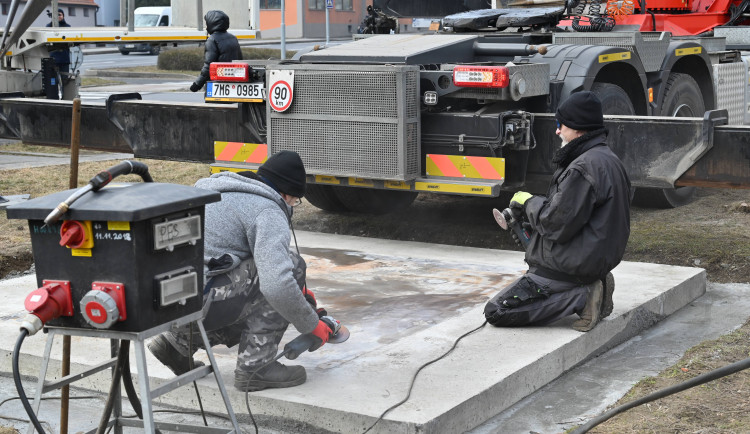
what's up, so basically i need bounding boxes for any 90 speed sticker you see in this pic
[268,70,295,112]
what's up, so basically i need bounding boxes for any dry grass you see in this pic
[586,319,750,433]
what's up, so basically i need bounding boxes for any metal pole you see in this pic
[197,0,204,31]
[325,5,330,46]
[61,96,81,434]
[281,0,286,59]
[119,0,126,27]
[51,0,58,27]
[127,0,134,31]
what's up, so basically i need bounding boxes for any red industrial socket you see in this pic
[23,280,74,333]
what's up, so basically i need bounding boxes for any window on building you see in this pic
[1,3,8,15]
[83,8,89,17]
[68,7,76,16]
[335,0,353,11]
[309,0,324,10]
[260,0,281,9]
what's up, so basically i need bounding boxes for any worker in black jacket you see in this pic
[190,10,242,92]
[484,91,632,332]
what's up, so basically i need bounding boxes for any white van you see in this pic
[118,6,171,55]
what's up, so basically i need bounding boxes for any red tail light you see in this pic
[210,63,250,82]
[453,65,509,88]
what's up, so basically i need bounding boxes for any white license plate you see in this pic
[206,82,264,101]
[125,44,135,48]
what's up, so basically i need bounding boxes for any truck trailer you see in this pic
[0,0,748,213]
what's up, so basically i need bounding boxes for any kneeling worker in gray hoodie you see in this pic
[148,150,337,391]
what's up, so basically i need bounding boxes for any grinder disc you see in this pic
[329,325,350,344]
[492,208,509,230]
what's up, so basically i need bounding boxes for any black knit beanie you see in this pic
[555,91,604,130]
[257,150,306,197]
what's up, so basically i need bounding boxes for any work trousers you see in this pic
[484,273,592,327]
[163,252,307,372]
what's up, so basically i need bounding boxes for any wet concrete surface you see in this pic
[0,231,717,433]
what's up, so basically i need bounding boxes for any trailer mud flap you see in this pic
[527,111,730,190]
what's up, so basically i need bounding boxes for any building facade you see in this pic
[0,0,99,27]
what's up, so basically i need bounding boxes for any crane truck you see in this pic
[0,0,748,213]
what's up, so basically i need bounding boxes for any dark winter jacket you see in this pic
[194,10,242,88]
[523,128,632,284]
[47,18,71,68]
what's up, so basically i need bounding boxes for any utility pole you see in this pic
[281,0,286,59]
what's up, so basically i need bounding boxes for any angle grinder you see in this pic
[492,207,531,249]
[279,315,350,360]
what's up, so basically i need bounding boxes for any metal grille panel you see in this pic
[553,31,669,72]
[268,64,420,180]
[286,71,399,118]
[714,60,749,125]
[271,118,401,178]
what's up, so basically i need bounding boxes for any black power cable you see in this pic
[13,329,47,434]
[362,321,488,433]
[571,355,750,433]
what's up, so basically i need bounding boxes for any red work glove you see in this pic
[309,316,339,352]
[302,285,317,308]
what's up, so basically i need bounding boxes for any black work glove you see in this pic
[190,82,201,92]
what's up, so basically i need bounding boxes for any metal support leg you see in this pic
[23,313,239,434]
[132,338,156,433]
[197,319,241,433]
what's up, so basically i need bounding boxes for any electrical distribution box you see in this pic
[7,182,221,332]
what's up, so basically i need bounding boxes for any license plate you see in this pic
[125,44,135,48]
[206,82,265,101]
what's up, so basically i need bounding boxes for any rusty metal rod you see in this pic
[60,97,81,434]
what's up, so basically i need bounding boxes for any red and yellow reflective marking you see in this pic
[425,154,504,180]
[214,141,267,164]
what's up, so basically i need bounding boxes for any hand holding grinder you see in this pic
[281,285,350,360]
[493,191,533,249]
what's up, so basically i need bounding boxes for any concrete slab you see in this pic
[0,231,705,433]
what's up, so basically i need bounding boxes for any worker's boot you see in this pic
[601,272,615,319]
[572,281,603,332]
[235,362,306,392]
[147,335,204,376]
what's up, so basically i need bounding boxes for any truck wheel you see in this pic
[304,184,349,212]
[591,82,635,115]
[632,73,704,208]
[333,187,418,215]
[149,45,161,55]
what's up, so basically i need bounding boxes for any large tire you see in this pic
[304,184,349,212]
[632,73,703,208]
[591,82,635,116]
[333,187,418,215]
[149,45,161,56]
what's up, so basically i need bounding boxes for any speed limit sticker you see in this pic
[268,70,294,112]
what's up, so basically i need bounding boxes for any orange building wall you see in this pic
[260,0,299,31]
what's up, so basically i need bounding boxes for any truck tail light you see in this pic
[453,65,509,88]
[210,63,250,82]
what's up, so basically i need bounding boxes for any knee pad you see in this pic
[484,276,548,327]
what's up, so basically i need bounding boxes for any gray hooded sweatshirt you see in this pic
[194,172,319,334]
